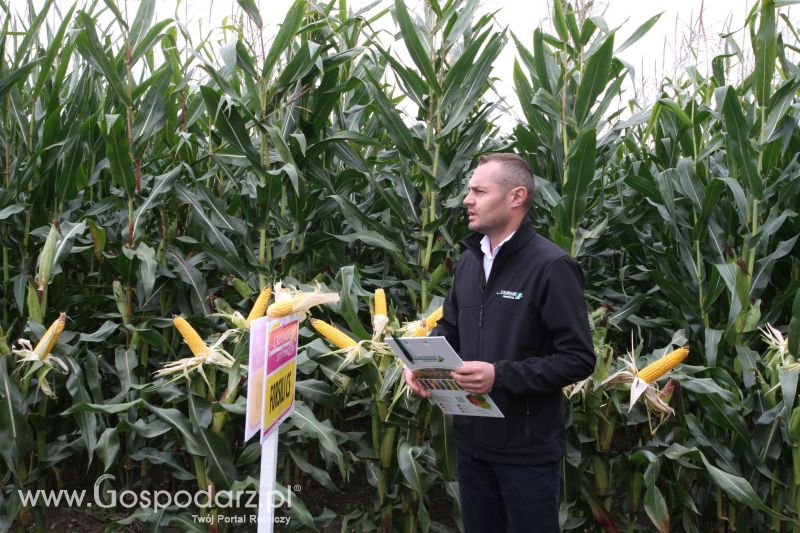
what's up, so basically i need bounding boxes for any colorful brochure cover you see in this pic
[386,336,504,418]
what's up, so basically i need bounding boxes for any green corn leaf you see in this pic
[397,438,427,493]
[362,71,418,159]
[789,288,800,358]
[643,485,669,533]
[115,346,139,392]
[442,0,480,50]
[96,427,120,472]
[557,128,597,245]
[143,402,205,456]
[12,0,54,66]
[552,0,570,43]
[754,0,777,107]
[75,12,129,104]
[236,0,263,28]
[573,34,614,124]
[616,12,663,53]
[0,57,42,100]
[188,393,237,489]
[102,114,135,197]
[175,184,238,258]
[295,379,339,406]
[63,400,142,415]
[78,321,118,343]
[200,85,264,172]
[700,454,788,520]
[132,165,181,243]
[129,0,155,52]
[441,30,505,135]
[532,29,554,95]
[394,0,439,91]
[717,86,762,199]
[262,0,307,79]
[133,65,172,148]
[764,77,800,141]
[335,265,372,340]
[291,402,346,477]
[30,3,75,102]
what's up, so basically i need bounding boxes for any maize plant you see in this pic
[1,0,799,531]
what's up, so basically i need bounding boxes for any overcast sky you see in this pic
[24,0,786,125]
[158,1,762,115]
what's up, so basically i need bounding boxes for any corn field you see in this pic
[1,0,799,531]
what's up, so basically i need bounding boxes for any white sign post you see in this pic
[245,314,300,533]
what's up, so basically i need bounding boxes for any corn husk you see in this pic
[13,313,69,397]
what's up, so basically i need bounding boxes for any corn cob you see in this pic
[37,222,58,291]
[246,287,272,322]
[637,347,689,383]
[425,305,443,327]
[374,289,387,316]
[311,318,358,349]
[267,285,340,318]
[267,300,295,318]
[173,316,208,357]
[36,312,66,360]
[413,305,443,336]
[12,312,69,397]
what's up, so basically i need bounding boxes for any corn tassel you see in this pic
[637,347,689,383]
[311,319,358,350]
[173,316,208,357]
[246,287,272,323]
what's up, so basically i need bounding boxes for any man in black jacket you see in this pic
[404,153,595,532]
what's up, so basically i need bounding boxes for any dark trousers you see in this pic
[456,448,561,533]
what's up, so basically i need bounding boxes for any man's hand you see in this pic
[403,367,432,398]
[452,361,495,394]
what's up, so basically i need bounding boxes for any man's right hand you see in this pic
[403,367,432,398]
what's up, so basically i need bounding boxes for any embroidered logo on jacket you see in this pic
[496,290,524,300]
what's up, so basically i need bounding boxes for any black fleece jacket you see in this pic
[432,217,595,465]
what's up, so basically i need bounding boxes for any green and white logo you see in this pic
[497,290,524,300]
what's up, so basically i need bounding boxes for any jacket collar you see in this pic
[461,217,536,259]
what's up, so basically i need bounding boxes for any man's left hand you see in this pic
[452,361,495,394]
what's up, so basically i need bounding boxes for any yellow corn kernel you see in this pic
[246,287,272,322]
[374,289,387,317]
[414,305,444,336]
[311,318,358,350]
[267,300,295,318]
[173,316,208,357]
[637,347,689,383]
[426,305,443,327]
[35,313,66,360]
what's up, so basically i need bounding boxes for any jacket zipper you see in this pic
[474,278,487,452]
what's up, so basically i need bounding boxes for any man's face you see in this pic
[463,162,512,235]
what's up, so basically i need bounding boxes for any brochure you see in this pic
[386,336,504,418]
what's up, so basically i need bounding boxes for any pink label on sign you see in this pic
[267,321,299,373]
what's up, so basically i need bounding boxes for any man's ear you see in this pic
[510,186,527,208]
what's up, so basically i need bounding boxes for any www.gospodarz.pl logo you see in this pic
[17,474,294,512]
